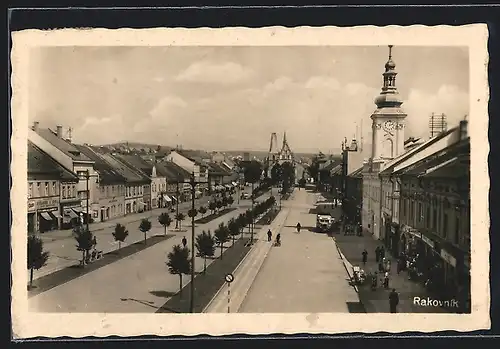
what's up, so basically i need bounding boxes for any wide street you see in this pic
[29,191,270,313]
[233,188,359,313]
[33,192,254,280]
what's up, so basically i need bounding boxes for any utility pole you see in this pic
[86,170,90,231]
[250,181,255,244]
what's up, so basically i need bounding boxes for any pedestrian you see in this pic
[362,249,368,265]
[378,261,384,273]
[182,236,187,248]
[384,271,390,289]
[396,257,402,274]
[380,246,386,259]
[276,233,281,246]
[375,246,381,263]
[267,229,272,242]
[389,288,399,313]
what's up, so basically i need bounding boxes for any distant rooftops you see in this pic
[34,128,93,163]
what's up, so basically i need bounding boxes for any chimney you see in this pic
[56,125,63,138]
[459,119,468,140]
[32,121,39,132]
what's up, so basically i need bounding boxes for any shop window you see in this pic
[44,182,49,196]
[72,185,76,197]
[62,185,66,199]
[426,206,431,228]
[52,182,57,196]
[418,202,423,222]
[28,183,33,198]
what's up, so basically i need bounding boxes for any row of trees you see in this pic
[166,195,277,295]
[270,161,296,193]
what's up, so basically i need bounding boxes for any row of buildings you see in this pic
[27,123,240,234]
[315,46,470,309]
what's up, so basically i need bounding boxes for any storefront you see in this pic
[28,197,61,234]
[60,202,84,229]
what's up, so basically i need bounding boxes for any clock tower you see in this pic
[370,45,407,160]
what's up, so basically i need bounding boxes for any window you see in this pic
[72,185,76,197]
[426,206,431,228]
[410,201,414,225]
[44,182,49,196]
[455,216,460,244]
[52,182,57,196]
[28,183,33,198]
[418,202,423,222]
[403,198,407,218]
[62,185,66,199]
[133,187,136,196]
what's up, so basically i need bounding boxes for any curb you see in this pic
[332,237,358,294]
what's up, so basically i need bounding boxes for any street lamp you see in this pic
[172,173,205,313]
[341,137,358,228]
[85,170,90,231]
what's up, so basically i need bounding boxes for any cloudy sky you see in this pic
[29,45,469,155]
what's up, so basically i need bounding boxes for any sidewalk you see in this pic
[38,196,211,243]
[334,233,447,313]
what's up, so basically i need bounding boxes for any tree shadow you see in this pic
[149,290,178,298]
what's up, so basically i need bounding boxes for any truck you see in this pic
[315,201,339,233]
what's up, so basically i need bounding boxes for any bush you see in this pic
[199,206,207,217]
[175,212,186,229]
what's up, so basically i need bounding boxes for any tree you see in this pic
[221,196,229,209]
[195,230,216,273]
[74,226,95,268]
[227,195,234,207]
[27,235,49,289]
[227,218,240,245]
[187,208,198,219]
[158,212,172,236]
[237,214,246,239]
[166,244,191,296]
[243,160,263,185]
[139,218,152,244]
[271,163,283,185]
[175,212,186,229]
[216,200,223,212]
[214,222,230,259]
[112,223,129,250]
[208,201,217,215]
[199,206,207,217]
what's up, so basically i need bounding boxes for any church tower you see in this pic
[278,131,293,163]
[370,45,407,160]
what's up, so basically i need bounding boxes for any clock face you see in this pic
[383,120,396,131]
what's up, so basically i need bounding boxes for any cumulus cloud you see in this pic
[175,61,255,84]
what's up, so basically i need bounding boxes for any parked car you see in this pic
[241,193,251,199]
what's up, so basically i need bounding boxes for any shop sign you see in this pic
[440,249,457,267]
[28,198,59,212]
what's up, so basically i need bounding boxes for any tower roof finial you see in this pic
[388,45,393,59]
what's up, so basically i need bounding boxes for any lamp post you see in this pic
[173,173,205,313]
[175,182,180,229]
[341,137,358,229]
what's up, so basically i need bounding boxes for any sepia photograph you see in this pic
[11,25,490,337]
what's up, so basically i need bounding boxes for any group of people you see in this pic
[266,222,302,247]
[358,245,400,313]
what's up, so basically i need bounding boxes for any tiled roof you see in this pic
[115,154,154,176]
[159,160,192,182]
[348,166,364,178]
[97,153,150,184]
[35,128,92,162]
[207,162,231,176]
[28,141,78,180]
[73,145,126,185]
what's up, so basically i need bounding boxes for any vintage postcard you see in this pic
[11,25,490,338]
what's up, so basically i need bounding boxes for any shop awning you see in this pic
[232,181,238,186]
[195,190,202,196]
[171,196,177,201]
[65,209,78,219]
[40,212,53,220]
[72,207,83,212]
[51,210,62,219]
[163,195,172,202]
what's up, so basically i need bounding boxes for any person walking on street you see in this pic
[275,233,281,246]
[182,236,187,248]
[296,222,301,233]
[362,249,368,265]
[389,288,399,313]
[380,246,386,259]
[267,229,273,242]
[375,246,381,263]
